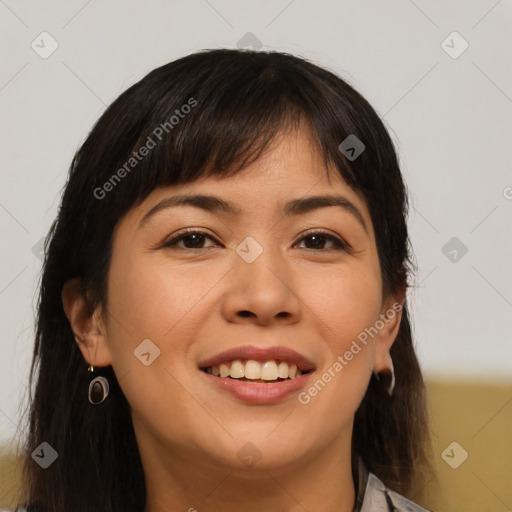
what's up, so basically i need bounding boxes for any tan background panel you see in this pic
[421,380,512,511]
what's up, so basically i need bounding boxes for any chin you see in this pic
[203,432,313,473]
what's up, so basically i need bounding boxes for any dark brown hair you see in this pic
[16,48,432,511]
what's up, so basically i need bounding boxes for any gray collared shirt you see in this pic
[354,457,431,512]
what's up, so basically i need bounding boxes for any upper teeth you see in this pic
[205,360,303,380]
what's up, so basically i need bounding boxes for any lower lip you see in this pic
[201,371,313,404]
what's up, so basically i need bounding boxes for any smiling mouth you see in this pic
[201,359,311,383]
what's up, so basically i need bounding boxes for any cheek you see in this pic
[301,260,382,355]
[102,251,233,417]
[103,254,225,434]
[295,262,381,419]
[106,253,224,346]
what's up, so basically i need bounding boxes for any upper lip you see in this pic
[198,344,316,372]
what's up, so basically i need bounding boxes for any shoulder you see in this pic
[361,472,431,512]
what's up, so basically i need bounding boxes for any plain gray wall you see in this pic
[1,0,511,444]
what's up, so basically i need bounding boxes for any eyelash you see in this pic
[161,228,350,252]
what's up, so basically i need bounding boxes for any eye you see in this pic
[162,229,219,250]
[294,230,349,251]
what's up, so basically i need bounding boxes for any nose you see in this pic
[221,243,302,326]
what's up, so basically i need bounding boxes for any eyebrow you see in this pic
[138,193,367,233]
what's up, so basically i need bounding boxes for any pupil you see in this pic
[184,234,203,248]
[308,235,324,249]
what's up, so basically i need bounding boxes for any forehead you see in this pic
[123,126,373,234]
[174,127,356,199]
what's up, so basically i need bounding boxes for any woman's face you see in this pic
[91,127,401,474]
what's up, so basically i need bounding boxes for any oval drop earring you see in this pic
[87,365,109,404]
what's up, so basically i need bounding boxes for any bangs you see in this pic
[88,49,364,216]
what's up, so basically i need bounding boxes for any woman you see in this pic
[14,48,433,511]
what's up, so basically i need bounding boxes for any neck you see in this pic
[141,428,356,512]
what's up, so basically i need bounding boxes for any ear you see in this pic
[61,278,113,368]
[373,287,405,375]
